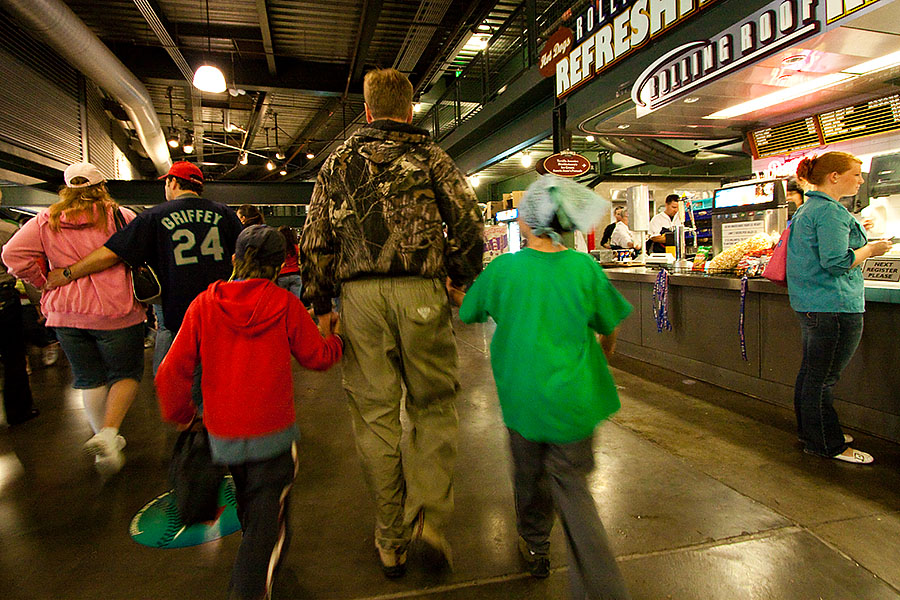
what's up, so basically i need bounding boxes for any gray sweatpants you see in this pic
[509,428,631,600]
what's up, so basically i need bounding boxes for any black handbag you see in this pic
[113,209,162,303]
[168,418,229,526]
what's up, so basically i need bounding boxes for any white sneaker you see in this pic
[832,448,873,464]
[41,343,60,366]
[84,430,126,475]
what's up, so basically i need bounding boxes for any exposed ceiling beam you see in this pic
[131,0,193,83]
[182,83,205,162]
[241,92,270,153]
[345,0,384,97]
[168,22,263,41]
[412,0,497,94]
[112,45,356,97]
[256,0,277,77]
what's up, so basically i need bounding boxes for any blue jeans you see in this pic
[794,312,863,457]
[276,274,303,301]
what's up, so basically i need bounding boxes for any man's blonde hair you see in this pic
[364,68,414,121]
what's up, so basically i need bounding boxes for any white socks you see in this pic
[82,386,108,434]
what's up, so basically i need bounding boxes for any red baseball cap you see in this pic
[158,161,204,183]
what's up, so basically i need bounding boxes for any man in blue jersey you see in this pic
[47,162,242,370]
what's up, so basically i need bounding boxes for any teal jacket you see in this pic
[786,190,867,313]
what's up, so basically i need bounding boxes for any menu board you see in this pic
[750,117,821,158]
[819,94,900,143]
[748,92,900,158]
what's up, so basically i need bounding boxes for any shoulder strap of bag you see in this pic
[113,208,127,231]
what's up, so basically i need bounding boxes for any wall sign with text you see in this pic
[553,0,720,97]
[629,0,892,116]
[863,257,900,282]
[543,152,593,177]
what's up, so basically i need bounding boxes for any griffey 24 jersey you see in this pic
[106,193,242,332]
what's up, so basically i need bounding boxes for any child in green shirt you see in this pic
[459,175,632,599]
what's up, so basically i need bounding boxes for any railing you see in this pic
[418,0,576,141]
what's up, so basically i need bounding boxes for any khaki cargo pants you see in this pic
[340,277,459,553]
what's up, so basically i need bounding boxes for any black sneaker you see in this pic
[518,537,550,578]
[377,545,407,579]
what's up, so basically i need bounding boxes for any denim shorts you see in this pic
[54,323,145,388]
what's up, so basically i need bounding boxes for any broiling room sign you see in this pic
[630,0,894,116]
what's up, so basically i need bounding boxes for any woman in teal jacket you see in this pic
[787,152,892,464]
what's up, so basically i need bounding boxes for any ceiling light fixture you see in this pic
[469,175,481,187]
[165,87,180,149]
[193,66,226,93]
[414,102,423,113]
[843,49,900,75]
[272,113,285,159]
[520,152,533,167]
[239,152,248,165]
[704,73,853,119]
[585,135,595,142]
[182,135,194,154]
[683,97,700,103]
[617,124,630,129]
[279,167,287,176]
[306,152,315,160]
[266,159,275,171]
[192,0,227,93]
[705,50,900,120]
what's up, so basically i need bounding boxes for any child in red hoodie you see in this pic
[156,224,343,600]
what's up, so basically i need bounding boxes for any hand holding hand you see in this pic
[45,268,70,290]
[445,277,466,307]
[317,311,339,337]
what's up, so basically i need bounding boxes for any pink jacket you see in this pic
[1,205,146,330]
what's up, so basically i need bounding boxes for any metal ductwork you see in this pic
[597,136,694,168]
[2,0,172,176]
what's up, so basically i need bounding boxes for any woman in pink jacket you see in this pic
[2,163,145,476]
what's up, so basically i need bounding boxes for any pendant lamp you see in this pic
[192,0,226,93]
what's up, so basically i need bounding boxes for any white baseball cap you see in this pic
[63,162,106,188]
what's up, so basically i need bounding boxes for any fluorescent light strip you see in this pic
[704,50,900,120]
[843,49,900,75]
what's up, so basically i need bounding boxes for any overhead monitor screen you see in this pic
[714,181,779,209]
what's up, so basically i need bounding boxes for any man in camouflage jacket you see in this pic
[300,69,482,578]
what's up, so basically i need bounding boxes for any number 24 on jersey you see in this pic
[172,227,225,266]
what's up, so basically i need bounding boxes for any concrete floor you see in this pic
[2,316,899,599]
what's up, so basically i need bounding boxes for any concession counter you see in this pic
[605,267,900,443]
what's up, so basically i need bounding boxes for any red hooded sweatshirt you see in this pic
[156,278,342,438]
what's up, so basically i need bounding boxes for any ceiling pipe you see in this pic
[597,136,693,168]
[606,137,686,167]
[595,137,661,166]
[624,137,695,166]
[2,0,172,175]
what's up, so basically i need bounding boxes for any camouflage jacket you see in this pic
[300,120,483,315]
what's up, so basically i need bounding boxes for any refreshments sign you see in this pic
[554,0,720,97]
[543,152,592,177]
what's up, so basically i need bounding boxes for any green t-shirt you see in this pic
[459,248,632,443]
